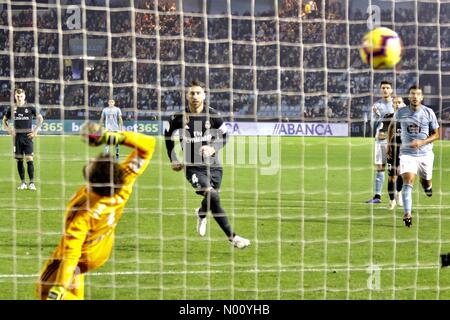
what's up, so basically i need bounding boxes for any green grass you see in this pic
[0,135,450,300]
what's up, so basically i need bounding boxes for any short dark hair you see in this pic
[85,154,125,196]
[408,85,422,93]
[14,88,24,94]
[189,80,206,89]
[380,80,392,87]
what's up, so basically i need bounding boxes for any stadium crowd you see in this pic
[0,0,448,124]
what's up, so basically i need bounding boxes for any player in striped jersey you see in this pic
[36,122,156,300]
[393,86,439,227]
[165,80,250,249]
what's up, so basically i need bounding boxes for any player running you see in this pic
[392,86,439,227]
[164,80,250,249]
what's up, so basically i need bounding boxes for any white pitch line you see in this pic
[1,202,450,210]
[0,264,442,279]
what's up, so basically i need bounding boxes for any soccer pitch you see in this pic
[0,135,449,300]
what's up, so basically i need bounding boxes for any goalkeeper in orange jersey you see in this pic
[35,122,156,300]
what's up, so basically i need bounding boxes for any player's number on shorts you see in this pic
[192,174,198,184]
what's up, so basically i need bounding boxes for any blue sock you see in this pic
[402,184,413,215]
[375,171,385,196]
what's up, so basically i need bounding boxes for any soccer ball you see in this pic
[359,27,402,69]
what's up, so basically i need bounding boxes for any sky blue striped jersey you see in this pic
[394,104,439,157]
[101,106,122,131]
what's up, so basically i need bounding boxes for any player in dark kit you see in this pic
[2,88,44,190]
[164,80,250,249]
[386,96,406,210]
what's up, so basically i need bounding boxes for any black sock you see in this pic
[424,186,432,197]
[17,160,25,181]
[374,194,381,200]
[27,161,34,182]
[396,175,403,193]
[209,190,233,238]
[387,180,395,200]
[198,197,208,219]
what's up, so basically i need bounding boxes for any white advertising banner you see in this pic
[224,122,349,137]
[162,121,349,137]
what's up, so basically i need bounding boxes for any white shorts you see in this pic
[374,140,387,165]
[399,153,435,180]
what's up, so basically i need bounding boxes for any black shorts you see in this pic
[387,148,400,176]
[13,133,33,158]
[185,166,223,194]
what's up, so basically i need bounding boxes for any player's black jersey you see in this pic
[384,112,402,156]
[4,104,38,133]
[381,112,402,143]
[165,107,228,166]
[378,112,394,136]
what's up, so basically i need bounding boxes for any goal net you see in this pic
[0,0,449,300]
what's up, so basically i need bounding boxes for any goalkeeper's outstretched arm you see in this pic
[80,121,156,174]
[43,123,157,300]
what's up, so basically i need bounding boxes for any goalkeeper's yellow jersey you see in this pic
[47,131,156,288]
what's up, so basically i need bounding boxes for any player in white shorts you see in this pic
[399,154,434,181]
[391,86,439,227]
[99,99,123,161]
[366,80,394,204]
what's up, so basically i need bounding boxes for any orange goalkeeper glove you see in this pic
[80,122,125,146]
[47,285,66,300]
